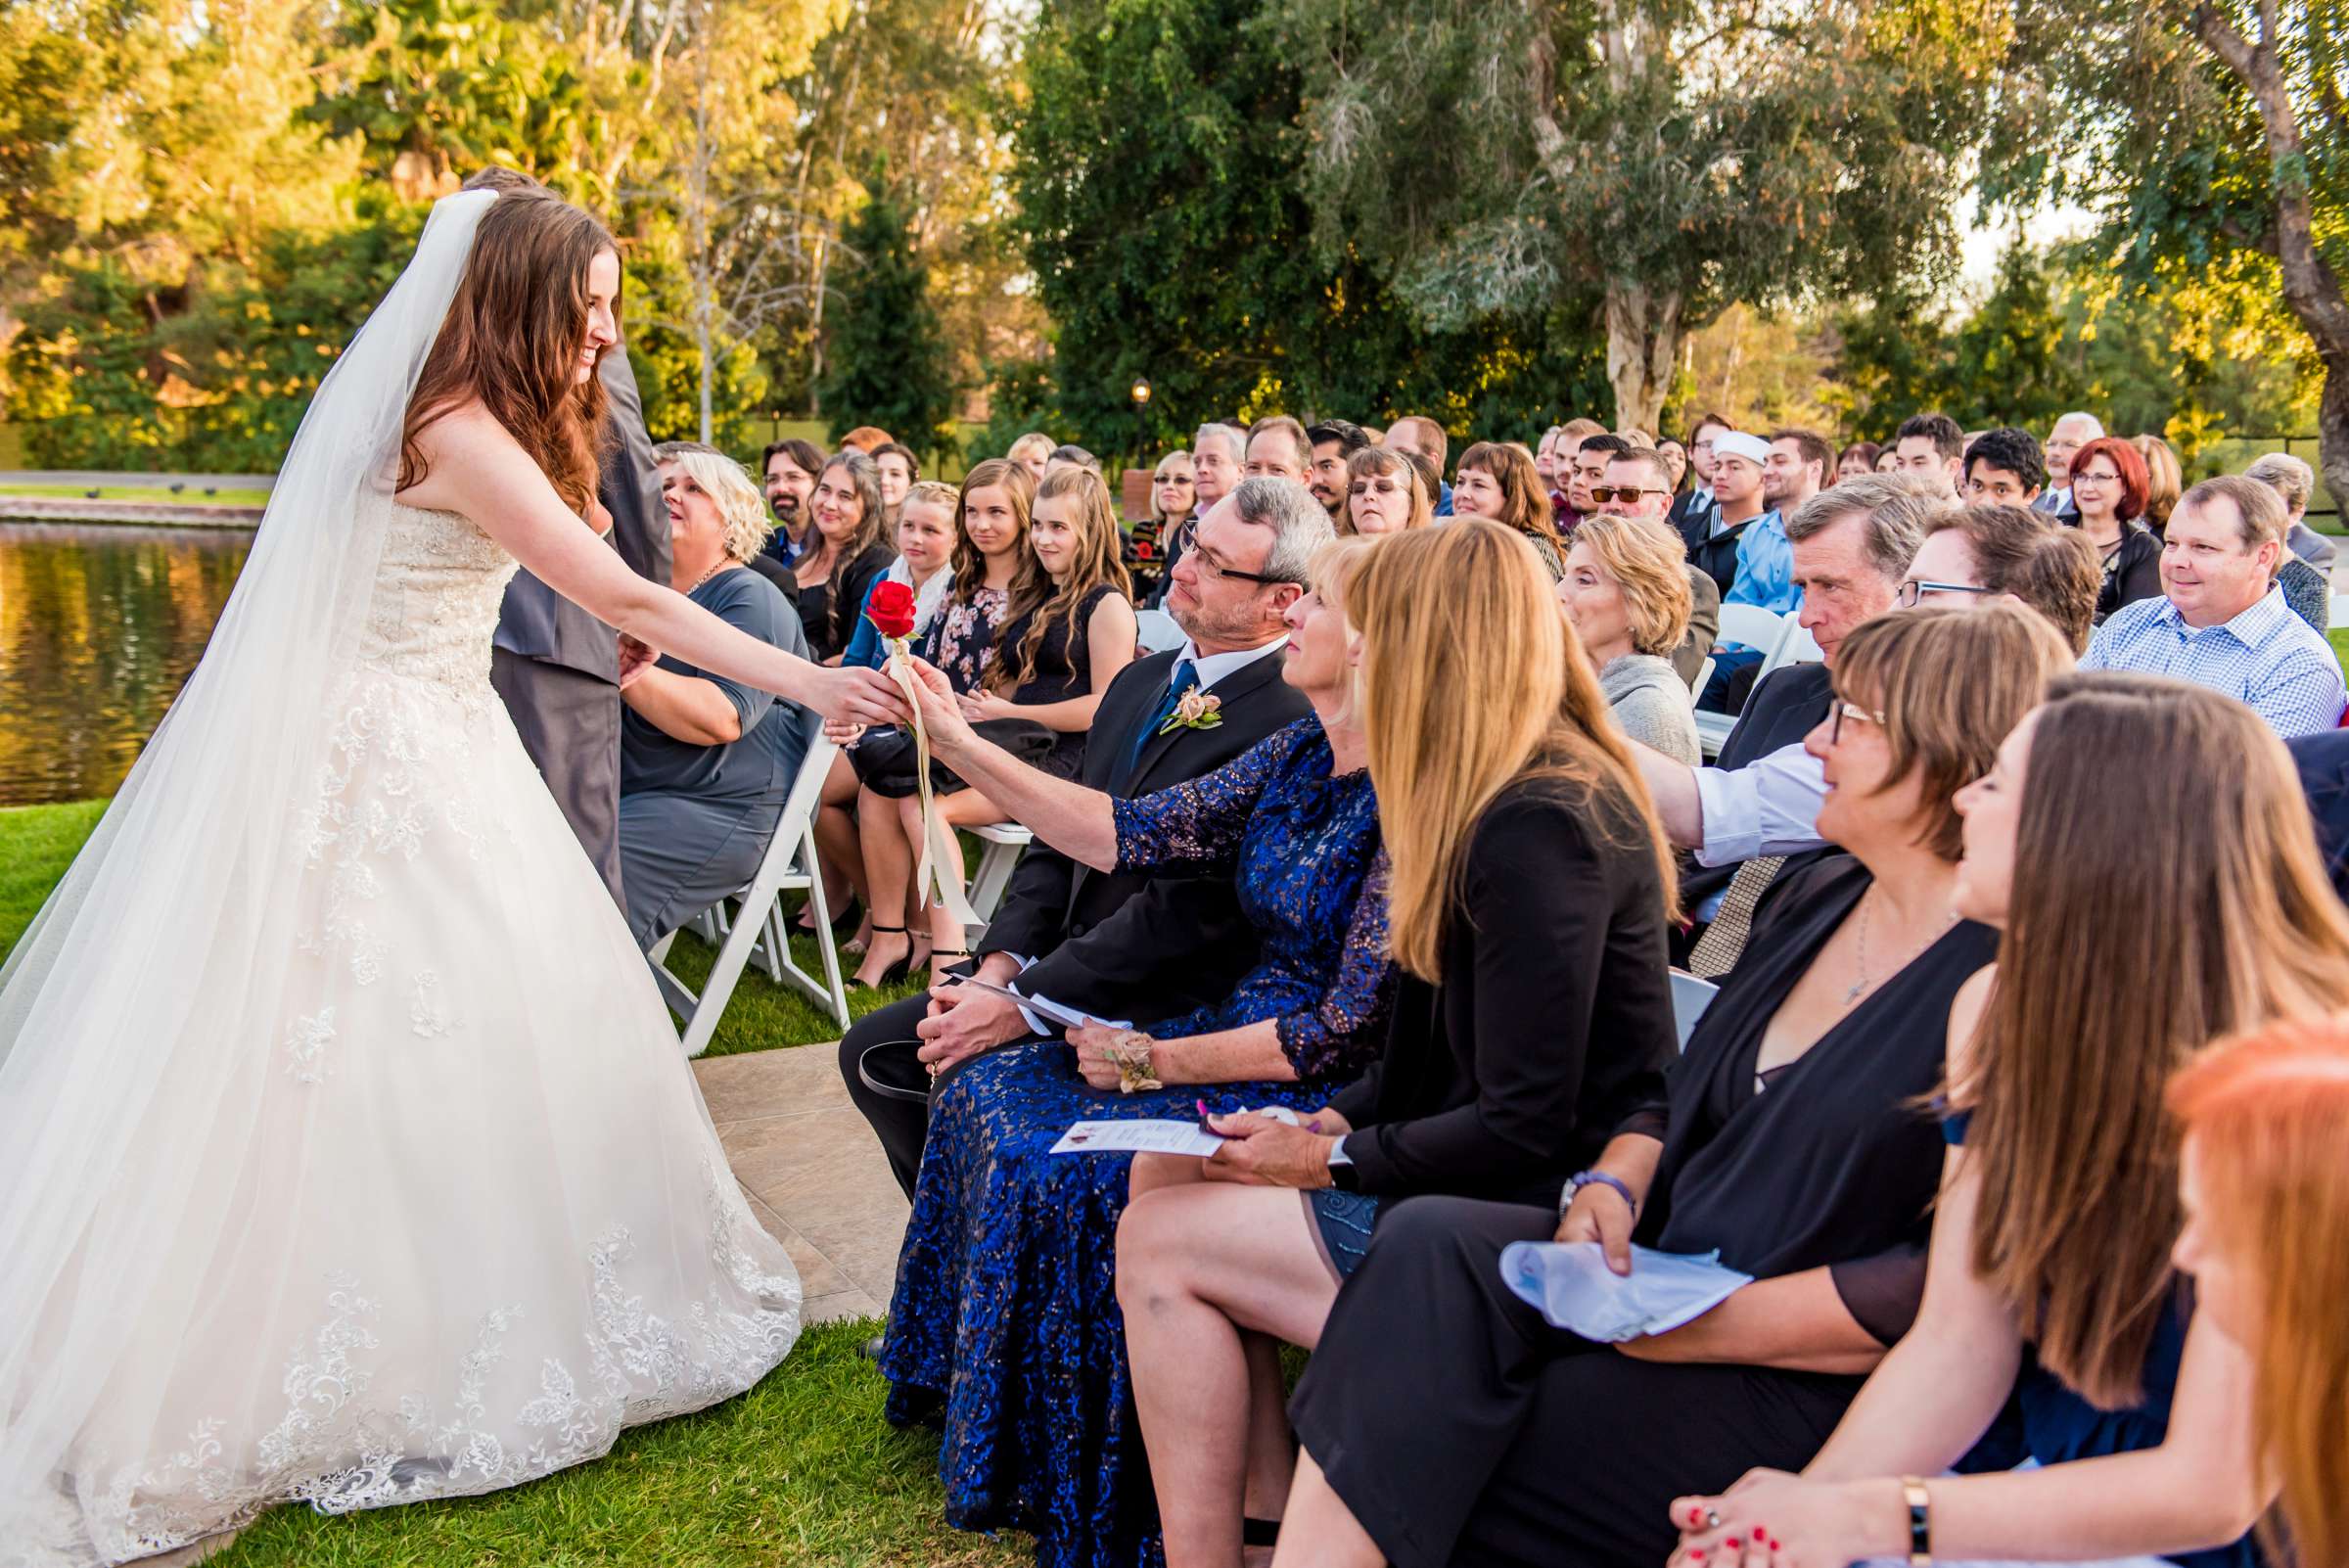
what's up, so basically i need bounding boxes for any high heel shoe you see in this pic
[847,926,913,992]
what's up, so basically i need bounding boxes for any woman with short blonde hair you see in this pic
[1343,444,1434,536]
[1556,512,1699,762]
[650,439,773,563]
[1118,520,1683,1565]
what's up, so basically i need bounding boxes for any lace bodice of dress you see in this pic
[355,495,518,702]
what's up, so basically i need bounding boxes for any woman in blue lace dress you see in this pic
[886,539,1394,1568]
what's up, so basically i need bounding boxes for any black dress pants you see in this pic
[837,993,937,1200]
[1289,1196,1865,1568]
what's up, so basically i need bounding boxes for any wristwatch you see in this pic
[1900,1475,1932,1566]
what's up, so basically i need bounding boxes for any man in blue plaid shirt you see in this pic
[2081,474,2346,737]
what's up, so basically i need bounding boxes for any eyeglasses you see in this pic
[1588,485,1669,504]
[1895,579,1995,608]
[1153,472,1191,484]
[2071,468,2122,486]
[1186,549,1286,587]
[1349,479,1405,497]
[1827,699,1886,745]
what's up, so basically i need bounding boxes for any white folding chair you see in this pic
[1669,969,1719,1050]
[1694,604,1799,759]
[650,728,850,1055]
[1134,607,1187,655]
[2331,592,2349,629]
[1688,656,1716,696]
[966,821,1034,930]
[1769,614,1821,672]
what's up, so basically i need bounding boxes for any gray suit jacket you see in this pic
[492,347,670,679]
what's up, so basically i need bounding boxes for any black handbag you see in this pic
[848,716,1055,799]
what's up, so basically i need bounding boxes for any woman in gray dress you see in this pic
[615,442,814,946]
[1555,512,1701,763]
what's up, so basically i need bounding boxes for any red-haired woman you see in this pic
[2067,435,2160,623]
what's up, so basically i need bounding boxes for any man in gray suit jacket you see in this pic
[489,344,670,910]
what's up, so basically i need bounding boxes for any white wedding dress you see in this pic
[0,194,800,1567]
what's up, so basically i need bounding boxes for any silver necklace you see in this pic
[1843,888,1953,1007]
[684,559,733,594]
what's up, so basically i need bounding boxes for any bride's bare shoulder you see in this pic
[396,399,528,508]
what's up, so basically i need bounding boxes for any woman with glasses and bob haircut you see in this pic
[1674,674,2349,1568]
[1342,444,1435,536]
[1270,603,2070,1568]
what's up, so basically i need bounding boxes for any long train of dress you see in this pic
[4,497,800,1566]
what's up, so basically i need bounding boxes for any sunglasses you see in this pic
[1588,485,1669,503]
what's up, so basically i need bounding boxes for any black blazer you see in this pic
[1677,662,1836,928]
[2291,730,2349,904]
[1688,516,1755,600]
[977,645,1313,1021]
[1329,777,1679,1210]
[1669,489,1718,557]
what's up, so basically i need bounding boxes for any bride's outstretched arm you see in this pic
[402,406,907,727]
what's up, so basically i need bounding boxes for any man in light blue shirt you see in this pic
[2080,474,2345,738]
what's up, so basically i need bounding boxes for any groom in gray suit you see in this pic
[465,167,670,911]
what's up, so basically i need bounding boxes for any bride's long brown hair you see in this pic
[398,192,616,515]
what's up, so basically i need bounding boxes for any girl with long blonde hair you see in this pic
[1114,519,1684,1566]
[1675,673,2349,1568]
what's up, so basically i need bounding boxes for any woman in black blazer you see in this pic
[1113,521,1681,1565]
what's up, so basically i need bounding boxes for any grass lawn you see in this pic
[0,802,1016,1567]
[0,482,272,506]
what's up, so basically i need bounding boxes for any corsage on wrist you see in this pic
[1103,1031,1163,1093]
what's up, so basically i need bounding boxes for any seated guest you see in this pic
[843,459,1033,984]
[1567,432,1632,535]
[2067,434,2163,623]
[870,439,919,521]
[1046,442,1101,477]
[2135,432,2184,534]
[1891,410,1965,500]
[1759,429,1828,542]
[1655,434,1690,493]
[1272,603,2072,1568]
[615,444,813,947]
[1383,414,1452,515]
[838,424,894,453]
[758,436,823,569]
[1006,430,1054,484]
[1452,439,1566,577]
[1119,522,1681,1565]
[1243,415,1313,485]
[1305,418,1372,523]
[793,448,895,663]
[1342,443,1435,536]
[876,527,1394,1568]
[1688,431,1773,601]
[1674,674,2349,1568]
[1836,440,1881,483]
[2277,549,2330,632]
[1127,448,1195,601]
[1586,446,1720,683]
[2245,450,2335,568]
[839,481,1322,1198]
[1909,502,2099,655]
[2081,475,2346,736]
[1670,413,1732,550]
[2288,727,2349,901]
[1155,422,1247,603]
[1535,424,1570,520]
[1557,513,1702,763]
[2037,409,2103,520]
[2169,1020,2349,1568]
[1961,426,2047,507]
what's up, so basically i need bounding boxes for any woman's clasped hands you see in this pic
[1667,1470,1907,1568]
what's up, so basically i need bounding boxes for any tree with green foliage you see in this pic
[1267,0,2006,432]
[814,178,960,458]
[1996,0,2348,502]
[1008,0,1607,461]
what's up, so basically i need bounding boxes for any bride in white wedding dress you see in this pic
[0,191,908,1565]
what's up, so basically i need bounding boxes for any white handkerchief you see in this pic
[1497,1241,1752,1342]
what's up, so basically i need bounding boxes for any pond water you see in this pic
[0,524,252,807]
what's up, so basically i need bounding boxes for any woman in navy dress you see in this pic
[887,539,1393,1568]
[1671,674,2349,1568]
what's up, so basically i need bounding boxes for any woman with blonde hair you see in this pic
[1343,443,1435,536]
[2134,433,2185,536]
[1557,512,1700,762]
[2171,1019,2349,1568]
[1273,602,2071,1568]
[1117,520,1682,1565]
[1674,673,2349,1568]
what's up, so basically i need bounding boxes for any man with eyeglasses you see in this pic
[838,478,1325,1200]
[1592,447,1721,685]
[1635,487,2099,969]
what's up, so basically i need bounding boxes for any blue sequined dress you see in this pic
[880,717,1395,1568]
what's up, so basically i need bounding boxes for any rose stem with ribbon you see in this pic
[863,581,982,935]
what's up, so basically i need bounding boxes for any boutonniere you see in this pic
[1159,690,1222,735]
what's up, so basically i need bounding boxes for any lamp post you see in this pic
[1129,378,1153,472]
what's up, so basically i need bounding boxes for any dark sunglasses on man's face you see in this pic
[1588,485,1668,504]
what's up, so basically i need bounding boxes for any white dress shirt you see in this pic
[1692,741,1831,867]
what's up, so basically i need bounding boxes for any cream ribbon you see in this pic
[885,645,981,931]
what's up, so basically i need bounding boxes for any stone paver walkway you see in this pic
[692,1043,907,1324]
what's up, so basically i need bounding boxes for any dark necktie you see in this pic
[1129,661,1200,771]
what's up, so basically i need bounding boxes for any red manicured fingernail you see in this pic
[1754,1527,1768,1542]
[1691,1506,1707,1526]
[1771,1543,1782,1553]
[1689,1552,1704,1562]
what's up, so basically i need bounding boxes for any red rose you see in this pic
[865,579,918,641]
